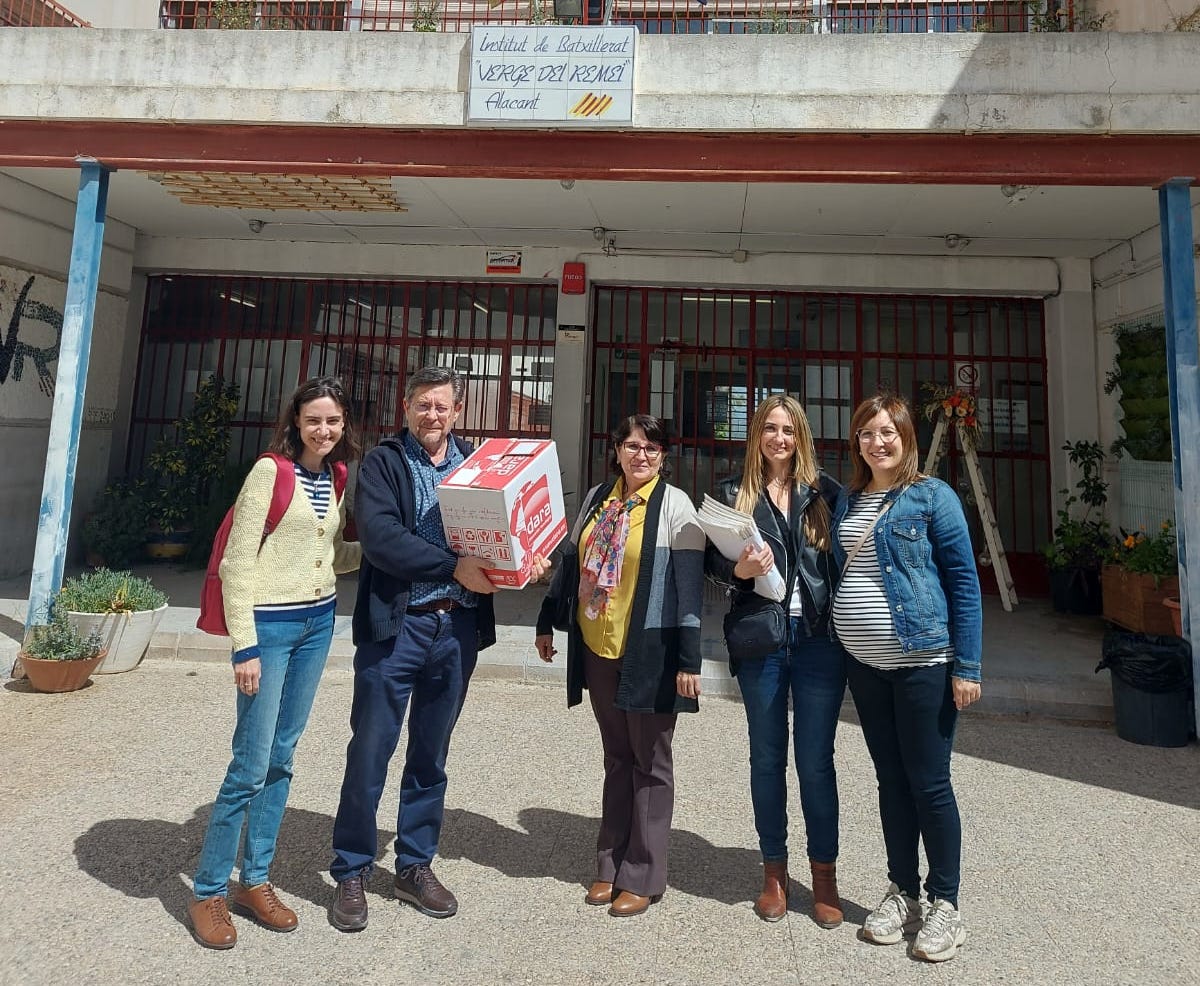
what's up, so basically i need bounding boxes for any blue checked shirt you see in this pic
[403,432,476,609]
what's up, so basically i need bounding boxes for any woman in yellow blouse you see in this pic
[535,414,705,917]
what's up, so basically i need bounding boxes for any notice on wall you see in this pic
[468,25,636,126]
[486,250,522,274]
[976,398,1028,435]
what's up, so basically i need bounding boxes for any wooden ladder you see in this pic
[924,416,1019,612]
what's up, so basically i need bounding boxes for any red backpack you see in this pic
[196,453,349,636]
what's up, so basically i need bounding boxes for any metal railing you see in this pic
[157,1,1057,34]
[0,0,90,26]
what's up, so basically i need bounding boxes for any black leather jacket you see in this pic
[705,471,842,639]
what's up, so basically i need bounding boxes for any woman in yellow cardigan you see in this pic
[189,376,361,949]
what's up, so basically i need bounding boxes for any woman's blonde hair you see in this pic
[735,393,830,551]
[846,392,923,493]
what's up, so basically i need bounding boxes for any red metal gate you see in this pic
[589,286,1051,595]
[129,274,557,469]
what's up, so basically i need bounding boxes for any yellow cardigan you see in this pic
[220,457,361,659]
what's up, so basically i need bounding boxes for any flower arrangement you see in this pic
[921,382,982,449]
[1109,520,1178,585]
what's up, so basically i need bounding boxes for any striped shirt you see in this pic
[294,462,331,520]
[832,491,950,670]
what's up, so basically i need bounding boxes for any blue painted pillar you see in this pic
[22,158,112,637]
[1157,178,1200,724]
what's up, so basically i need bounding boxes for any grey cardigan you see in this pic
[536,477,705,714]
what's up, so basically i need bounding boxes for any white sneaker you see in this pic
[912,898,967,962]
[861,883,923,944]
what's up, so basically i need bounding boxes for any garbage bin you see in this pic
[1097,630,1195,747]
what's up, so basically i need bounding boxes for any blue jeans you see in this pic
[735,619,846,864]
[193,609,334,899]
[845,657,961,907]
[330,607,478,880]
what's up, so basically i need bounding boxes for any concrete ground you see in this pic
[2,565,1196,984]
[1,658,1198,986]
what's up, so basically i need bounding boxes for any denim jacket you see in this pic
[831,477,982,683]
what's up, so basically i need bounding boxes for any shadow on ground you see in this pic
[74,802,869,925]
[72,806,398,929]
[438,805,869,922]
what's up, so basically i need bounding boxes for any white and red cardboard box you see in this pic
[437,438,568,588]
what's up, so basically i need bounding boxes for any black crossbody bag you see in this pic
[722,547,799,661]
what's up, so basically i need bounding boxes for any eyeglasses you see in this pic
[620,442,664,460]
[856,428,900,445]
[411,402,455,418]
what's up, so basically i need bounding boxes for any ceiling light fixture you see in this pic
[218,290,257,308]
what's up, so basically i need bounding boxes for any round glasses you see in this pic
[620,442,664,460]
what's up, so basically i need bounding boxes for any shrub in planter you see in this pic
[19,611,106,693]
[1041,440,1110,614]
[56,569,169,674]
[1102,522,1180,636]
[82,480,148,570]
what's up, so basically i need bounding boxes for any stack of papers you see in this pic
[698,494,786,602]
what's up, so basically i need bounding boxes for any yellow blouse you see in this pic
[578,474,660,660]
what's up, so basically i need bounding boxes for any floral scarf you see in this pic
[579,488,644,620]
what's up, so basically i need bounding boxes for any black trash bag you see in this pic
[1097,629,1193,693]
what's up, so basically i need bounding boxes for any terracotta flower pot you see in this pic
[1163,597,1183,638]
[18,650,107,693]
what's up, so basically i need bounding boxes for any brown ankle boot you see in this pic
[754,860,788,922]
[809,860,843,929]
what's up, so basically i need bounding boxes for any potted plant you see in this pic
[1041,440,1111,615]
[143,374,240,559]
[56,568,170,674]
[82,480,148,569]
[1102,521,1180,636]
[18,610,106,693]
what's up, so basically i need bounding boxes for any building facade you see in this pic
[1,3,1198,602]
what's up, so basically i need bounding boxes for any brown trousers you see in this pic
[584,647,677,898]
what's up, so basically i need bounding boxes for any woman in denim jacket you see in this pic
[831,393,981,964]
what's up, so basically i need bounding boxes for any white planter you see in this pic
[66,604,169,674]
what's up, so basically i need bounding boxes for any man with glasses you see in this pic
[328,365,511,929]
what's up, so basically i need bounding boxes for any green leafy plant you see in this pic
[1026,2,1111,31]
[1104,322,1171,462]
[145,375,241,535]
[212,0,254,29]
[1109,520,1178,585]
[1042,440,1111,571]
[56,569,168,614]
[83,480,148,569]
[412,0,440,31]
[22,610,104,662]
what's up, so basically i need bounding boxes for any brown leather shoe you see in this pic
[395,863,458,918]
[585,880,614,906]
[754,860,788,922]
[229,882,298,932]
[809,859,844,929]
[188,895,237,949]
[608,891,654,917]
[330,874,368,932]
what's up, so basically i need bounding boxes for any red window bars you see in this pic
[157,1,1052,34]
[129,275,558,472]
[0,0,90,26]
[589,286,1052,594]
